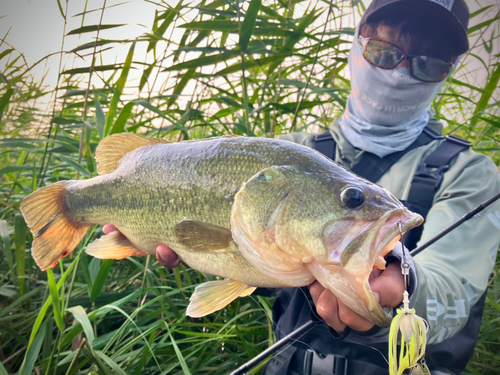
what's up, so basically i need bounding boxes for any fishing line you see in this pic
[232,190,500,375]
[248,292,318,352]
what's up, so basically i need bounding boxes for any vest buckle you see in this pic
[303,349,347,375]
[413,162,449,188]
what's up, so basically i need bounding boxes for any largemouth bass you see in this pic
[21,133,422,327]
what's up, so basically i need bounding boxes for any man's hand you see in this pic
[308,262,405,333]
[102,224,180,268]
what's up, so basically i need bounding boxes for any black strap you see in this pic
[314,131,337,160]
[402,134,471,250]
[351,127,443,183]
[314,127,444,183]
[407,134,471,210]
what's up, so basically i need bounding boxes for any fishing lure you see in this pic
[388,226,430,375]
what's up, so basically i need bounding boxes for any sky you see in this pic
[1,0,158,93]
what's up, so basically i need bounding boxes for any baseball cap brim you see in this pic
[359,0,469,54]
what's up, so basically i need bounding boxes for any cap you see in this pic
[359,0,470,54]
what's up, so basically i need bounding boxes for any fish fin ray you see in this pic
[174,220,236,252]
[239,286,257,297]
[86,231,147,259]
[20,181,89,271]
[186,279,255,317]
[96,133,169,175]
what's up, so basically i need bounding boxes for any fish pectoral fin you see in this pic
[95,133,169,175]
[174,220,237,253]
[86,231,147,259]
[187,279,256,318]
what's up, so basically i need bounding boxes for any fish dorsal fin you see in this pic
[86,231,147,259]
[174,220,237,253]
[96,133,169,175]
[187,279,256,317]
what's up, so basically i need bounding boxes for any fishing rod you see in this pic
[230,190,500,375]
[410,190,500,256]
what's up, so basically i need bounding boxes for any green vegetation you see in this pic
[1,0,499,374]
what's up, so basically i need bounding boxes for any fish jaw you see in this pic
[307,261,392,326]
[309,208,423,327]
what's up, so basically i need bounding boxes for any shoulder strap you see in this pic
[403,134,471,250]
[314,131,336,161]
[351,127,443,183]
[314,127,443,183]
[407,135,471,211]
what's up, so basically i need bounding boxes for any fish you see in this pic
[20,133,423,327]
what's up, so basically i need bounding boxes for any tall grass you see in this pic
[0,0,499,374]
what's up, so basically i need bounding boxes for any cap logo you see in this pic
[429,0,455,11]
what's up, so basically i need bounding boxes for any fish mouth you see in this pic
[371,209,424,270]
[361,208,423,325]
[311,208,424,327]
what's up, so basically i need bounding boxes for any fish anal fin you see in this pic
[174,220,236,252]
[86,231,147,259]
[96,133,169,175]
[186,279,256,318]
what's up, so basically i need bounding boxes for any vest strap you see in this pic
[350,127,443,183]
[407,134,472,216]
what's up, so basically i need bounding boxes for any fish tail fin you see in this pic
[20,181,89,271]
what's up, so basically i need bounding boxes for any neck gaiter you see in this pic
[339,29,449,158]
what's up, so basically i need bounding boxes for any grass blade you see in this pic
[470,63,500,128]
[14,214,27,296]
[47,268,64,331]
[94,351,128,375]
[104,39,137,137]
[56,154,92,177]
[0,220,15,286]
[90,259,114,303]
[19,319,49,375]
[94,96,106,139]
[0,88,14,124]
[67,306,95,346]
[110,102,134,135]
[165,321,192,375]
[0,361,8,375]
[67,24,125,35]
[239,0,261,52]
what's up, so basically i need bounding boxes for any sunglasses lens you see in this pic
[412,56,451,82]
[365,40,404,69]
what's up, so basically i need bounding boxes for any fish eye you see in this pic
[340,187,365,209]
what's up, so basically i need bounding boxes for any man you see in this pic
[105,0,500,373]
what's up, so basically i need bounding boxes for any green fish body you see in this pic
[21,134,422,326]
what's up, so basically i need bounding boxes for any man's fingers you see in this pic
[309,282,347,333]
[156,244,180,268]
[337,300,374,332]
[370,262,405,308]
[103,224,118,235]
[308,281,324,305]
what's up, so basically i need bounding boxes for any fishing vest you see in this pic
[263,127,487,375]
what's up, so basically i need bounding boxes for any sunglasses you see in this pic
[358,36,454,83]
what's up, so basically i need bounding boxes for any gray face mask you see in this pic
[339,29,451,158]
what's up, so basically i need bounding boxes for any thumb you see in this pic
[370,262,405,308]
